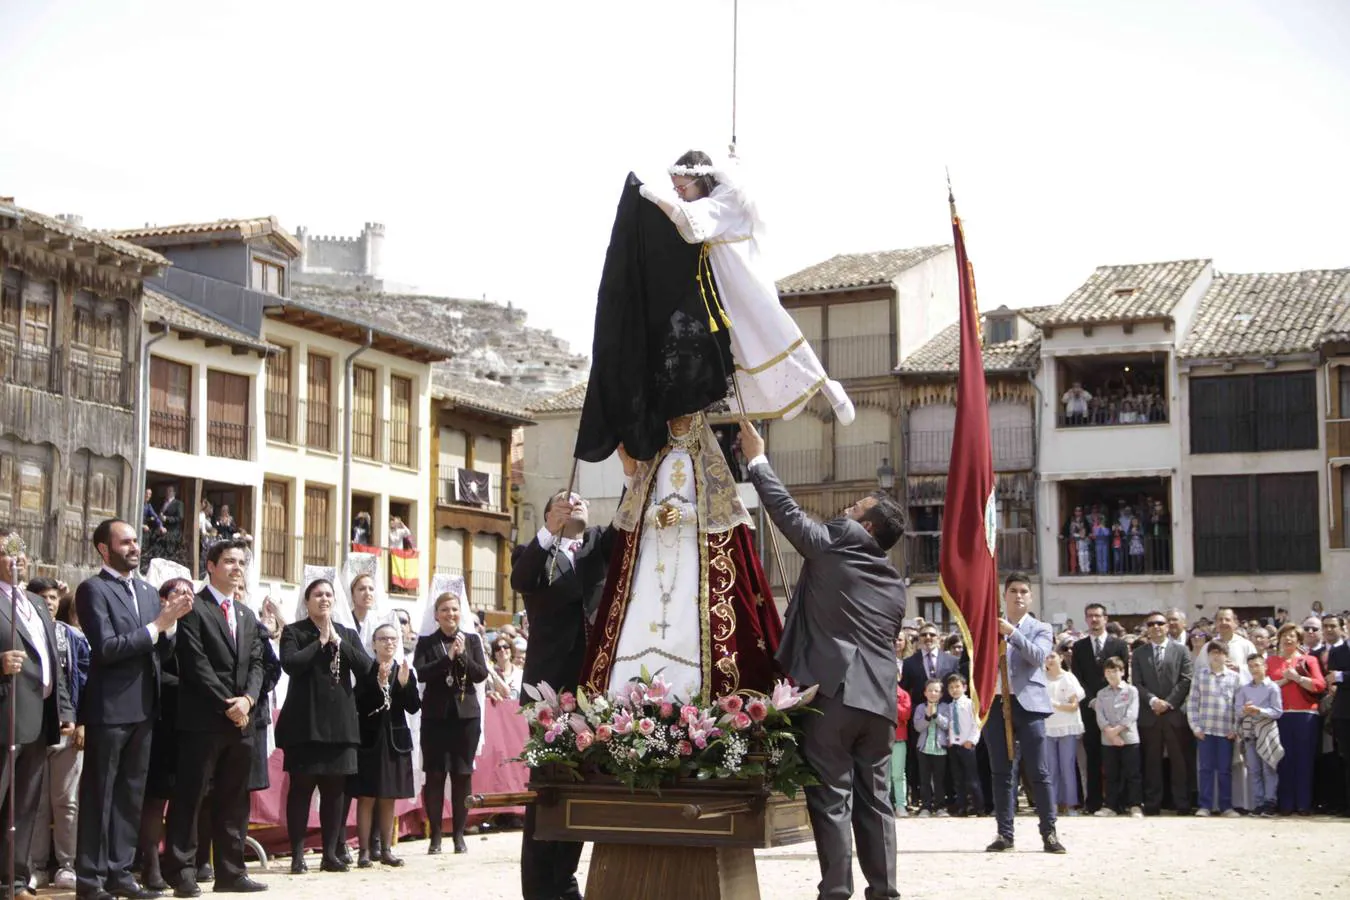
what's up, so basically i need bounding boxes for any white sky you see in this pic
[3,0,1347,357]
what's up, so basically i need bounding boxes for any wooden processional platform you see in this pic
[529,778,812,900]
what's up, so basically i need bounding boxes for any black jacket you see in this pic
[276,620,371,748]
[175,587,265,734]
[511,526,614,695]
[355,663,421,752]
[75,571,174,726]
[1071,633,1132,700]
[0,585,74,745]
[415,630,488,721]
[1326,642,1350,722]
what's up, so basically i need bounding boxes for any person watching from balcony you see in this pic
[1067,507,1090,574]
[1062,381,1092,425]
[351,511,372,546]
[388,516,414,551]
[1091,515,1110,575]
[214,504,250,545]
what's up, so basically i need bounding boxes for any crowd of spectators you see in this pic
[893,604,1349,822]
[1061,496,1172,575]
[1060,376,1168,427]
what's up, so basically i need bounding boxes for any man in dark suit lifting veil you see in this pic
[512,490,614,900]
[741,420,906,900]
[75,519,188,900]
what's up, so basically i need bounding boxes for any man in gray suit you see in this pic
[982,572,1065,854]
[740,421,905,900]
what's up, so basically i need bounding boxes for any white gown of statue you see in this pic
[649,172,853,423]
[608,446,704,699]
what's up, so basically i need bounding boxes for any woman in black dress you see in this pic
[276,579,372,874]
[136,577,192,891]
[414,591,487,854]
[349,623,420,868]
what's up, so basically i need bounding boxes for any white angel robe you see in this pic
[607,446,703,699]
[654,182,843,421]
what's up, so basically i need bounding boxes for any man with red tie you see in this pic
[165,540,266,897]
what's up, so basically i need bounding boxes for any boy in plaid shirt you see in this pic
[1187,640,1241,816]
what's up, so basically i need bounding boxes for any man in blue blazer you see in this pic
[982,572,1064,854]
[74,519,190,900]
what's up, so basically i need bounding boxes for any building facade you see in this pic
[1,201,166,583]
[895,304,1045,626]
[112,217,452,610]
[431,373,533,616]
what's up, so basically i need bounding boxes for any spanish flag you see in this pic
[938,194,1001,721]
[390,547,419,593]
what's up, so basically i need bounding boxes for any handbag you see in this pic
[389,722,414,755]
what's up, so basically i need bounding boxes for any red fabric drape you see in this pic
[248,699,530,851]
[937,203,1001,722]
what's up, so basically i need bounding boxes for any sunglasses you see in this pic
[1302,626,1320,632]
[1146,621,1166,627]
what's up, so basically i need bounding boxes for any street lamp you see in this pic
[876,457,895,492]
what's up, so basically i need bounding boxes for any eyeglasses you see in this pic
[1146,621,1166,627]
[1302,626,1320,632]
[495,645,511,652]
[920,633,938,640]
[374,636,400,644]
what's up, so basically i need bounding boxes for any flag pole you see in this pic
[947,173,1013,762]
[4,534,24,900]
[546,455,582,583]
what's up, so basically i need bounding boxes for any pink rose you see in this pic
[659,702,675,718]
[536,706,555,727]
[731,712,752,731]
[560,692,577,713]
[718,695,744,714]
[692,733,708,750]
[543,729,558,744]
[680,705,700,724]
[637,717,657,736]
[746,699,768,722]
[596,724,614,743]
[575,731,594,751]
[676,740,693,757]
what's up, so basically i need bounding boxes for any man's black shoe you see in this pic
[1043,832,1067,854]
[985,836,1015,852]
[173,879,202,899]
[196,866,214,885]
[213,876,268,893]
[111,882,163,900]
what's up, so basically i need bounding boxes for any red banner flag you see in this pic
[938,198,1001,722]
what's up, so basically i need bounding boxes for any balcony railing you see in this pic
[352,415,380,461]
[1057,408,1168,428]
[905,529,1037,578]
[9,510,49,565]
[772,448,824,486]
[301,399,339,453]
[1327,418,1350,458]
[69,353,126,406]
[61,519,100,569]
[1058,533,1173,576]
[438,473,505,512]
[301,532,337,570]
[907,426,1035,474]
[825,334,892,380]
[835,442,889,482]
[149,411,193,453]
[385,419,418,468]
[436,566,508,612]
[207,421,251,461]
[265,390,293,444]
[0,342,54,391]
[259,528,291,580]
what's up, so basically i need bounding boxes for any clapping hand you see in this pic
[378,660,393,687]
[396,658,411,686]
[450,633,466,659]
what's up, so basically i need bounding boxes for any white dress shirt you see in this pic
[101,566,175,642]
[536,527,580,561]
[7,584,53,698]
[205,582,238,639]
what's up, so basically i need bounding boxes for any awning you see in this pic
[1040,467,1173,482]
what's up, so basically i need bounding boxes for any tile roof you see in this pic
[430,369,534,422]
[108,216,301,258]
[1179,269,1350,360]
[1042,259,1210,326]
[273,289,459,359]
[1,203,168,266]
[527,380,588,413]
[897,306,1056,374]
[776,244,952,295]
[143,288,273,353]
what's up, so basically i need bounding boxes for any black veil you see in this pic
[574,174,733,463]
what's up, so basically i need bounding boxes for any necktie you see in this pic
[220,597,235,641]
[1095,636,1103,657]
[926,653,935,679]
[121,578,139,615]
